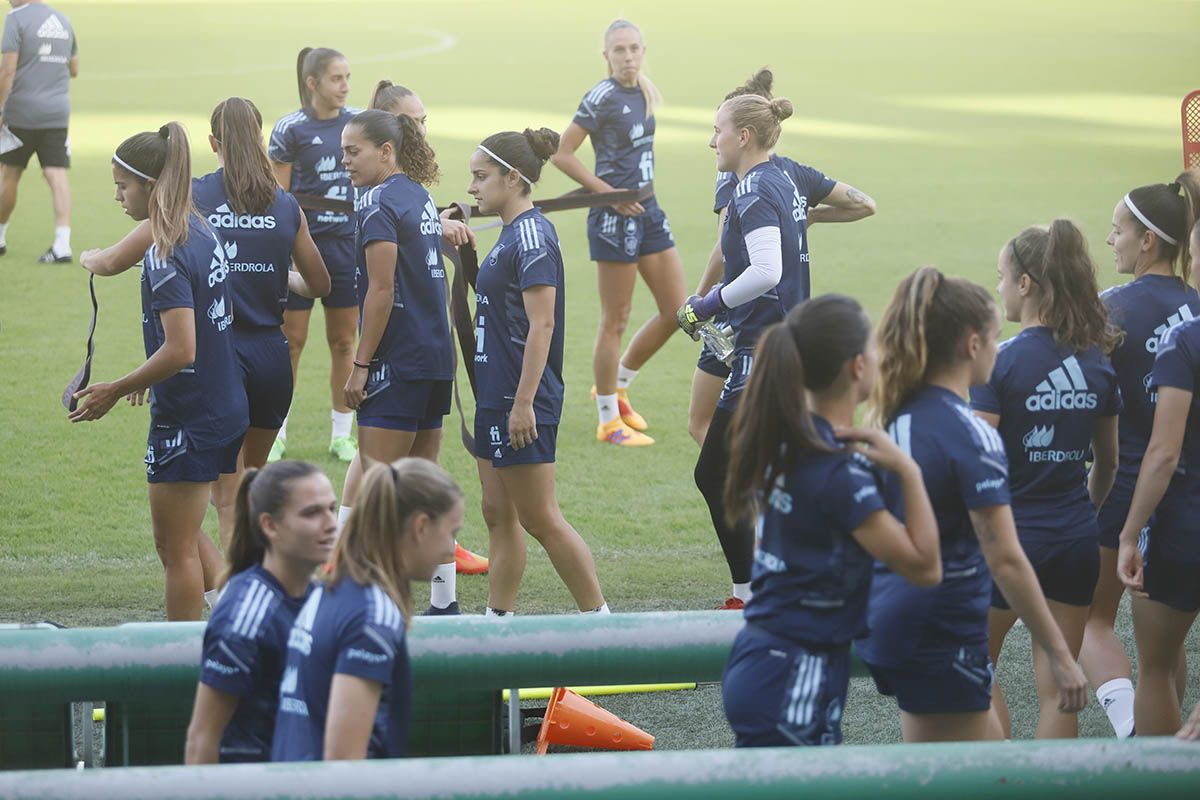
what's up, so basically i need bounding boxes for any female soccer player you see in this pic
[551,19,685,447]
[185,460,336,763]
[970,220,1121,739]
[466,127,609,616]
[690,68,876,454]
[676,93,806,608]
[1116,179,1200,736]
[1082,178,1200,737]
[72,123,247,621]
[858,267,1088,742]
[720,295,940,747]
[268,46,359,463]
[272,458,462,760]
[337,110,458,612]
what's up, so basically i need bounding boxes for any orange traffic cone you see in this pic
[535,687,655,755]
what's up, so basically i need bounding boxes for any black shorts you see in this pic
[0,127,69,169]
[234,328,292,429]
[991,535,1099,609]
[866,644,994,715]
[1144,517,1200,612]
[357,375,450,432]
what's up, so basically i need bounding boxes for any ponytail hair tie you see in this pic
[158,125,170,140]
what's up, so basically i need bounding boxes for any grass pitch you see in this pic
[1,0,1197,746]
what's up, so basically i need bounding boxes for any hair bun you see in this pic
[158,125,170,140]
[769,97,794,122]
[522,127,561,162]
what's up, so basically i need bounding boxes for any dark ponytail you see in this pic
[221,460,325,588]
[477,128,560,195]
[1125,169,1200,285]
[369,79,414,112]
[296,46,344,110]
[113,121,195,259]
[1009,219,1121,354]
[725,295,871,522]
[724,67,774,101]
[210,97,276,215]
[348,109,440,186]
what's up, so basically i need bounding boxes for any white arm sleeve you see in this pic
[718,226,782,309]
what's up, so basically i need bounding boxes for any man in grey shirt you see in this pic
[0,0,77,263]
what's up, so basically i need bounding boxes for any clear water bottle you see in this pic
[698,322,736,365]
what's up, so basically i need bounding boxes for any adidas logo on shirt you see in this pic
[37,14,70,40]
[1146,304,1195,353]
[419,197,442,236]
[208,202,277,230]
[312,136,323,145]
[1024,356,1097,411]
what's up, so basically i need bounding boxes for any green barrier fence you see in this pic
[0,738,1197,799]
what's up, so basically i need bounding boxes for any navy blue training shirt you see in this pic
[268,108,358,238]
[573,78,655,190]
[1102,275,1200,464]
[200,565,311,762]
[720,160,808,349]
[353,173,453,381]
[272,576,412,761]
[474,208,565,423]
[743,416,891,646]
[140,216,247,450]
[192,170,304,330]
[714,155,835,216]
[859,385,1011,666]
[970,327,1121,538]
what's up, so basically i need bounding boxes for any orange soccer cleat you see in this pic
[591,386,648,431]
[455,542,489,575]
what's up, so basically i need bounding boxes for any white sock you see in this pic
[1097,677,1136,738]
[732,582,752,602]
[484,607,512,617]
[53,226,71,256]
[336,505,353,539]
[331,409,354,440]
[0,222,8,246]
[430,563,456,608]
[596,393,619,425]
[616,364,638,390]
[580,603,611,614]
[277,415,289,442]
[203,588,221,610]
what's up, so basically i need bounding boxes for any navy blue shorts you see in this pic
[1096,467,1139,549]
[235,328,292,430]
[286,235,356,310]
[474,408,557,468]
[865,643,993,715]
[1144,510,1200,612]
[145,424,243,484]
[717,348,753,411]
[722,625,849,747]
[586,197,675,263]
[696,340,732,379]
[992,535,1099,609]
[357,370,450,432]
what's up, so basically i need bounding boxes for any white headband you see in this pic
[477,145,533,186]
[112,154,154,182]
[1124,193,1178,246]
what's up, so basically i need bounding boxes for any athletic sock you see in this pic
[430,563,457,609]
[203,588,220,610]
[336,505,353,539]
[731,582,752,602]
[331,409,354,440]
[616,364,638,391]
[0,222,8,246]
[53,226,71,256]
[580,603,611,614]
[484,607,512,618]
[596,393,620,425]
[1097,677,1136,738]
[277,415,289,442]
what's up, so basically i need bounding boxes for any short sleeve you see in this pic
[268,118,297,163]
[1,15,19,53]
[360,200,399,247]
[733,181,783,236]
[572,83,611,134]
[70,31,77,56]
[516,219,558,291]
[334,609,401,687]
[968,357,1005,415]
[146,249,193,311]
[793,163,836,206]
[199,626,261,696]
[825,456,888,534]
[949,413,1011,509]
[1101,365,1124,417]
[713,172,735,214]
[1152,325,1198,394]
